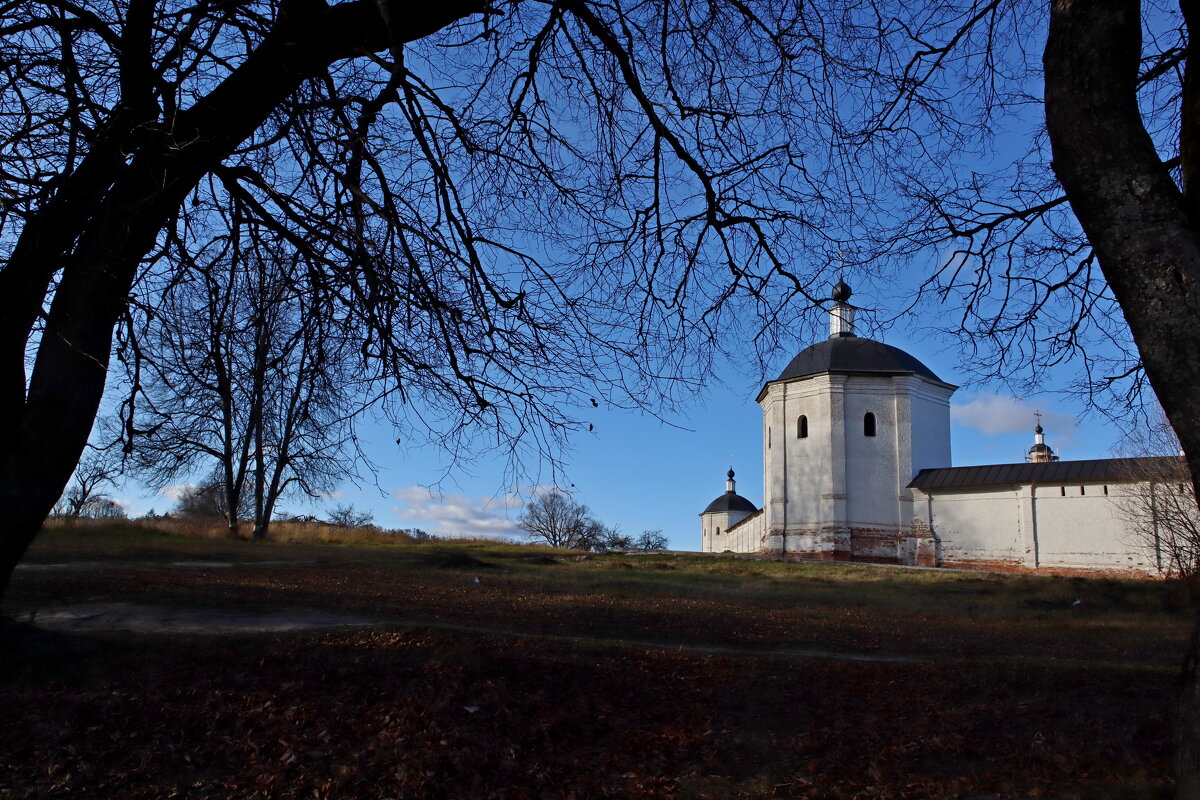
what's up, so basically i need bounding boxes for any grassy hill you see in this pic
[1,523,1188,798]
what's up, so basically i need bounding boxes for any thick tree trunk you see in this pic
[0,0,494,603]
[1045,1,1200,795]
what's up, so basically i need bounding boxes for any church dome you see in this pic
[702,491,758,514]
[774,336,944,383]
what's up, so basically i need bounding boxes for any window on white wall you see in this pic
[798,415,808,438]
[864,412,876,437]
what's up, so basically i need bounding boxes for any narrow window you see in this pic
[716,527,721,535]
[1060,486,1066,497]
[1103,485,1109,496]
[1079,486,1085,496]
[798,415,808,439]
[864,412,876,437]
[768,427,772,448]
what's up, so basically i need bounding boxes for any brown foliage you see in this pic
[0,532,1187,798]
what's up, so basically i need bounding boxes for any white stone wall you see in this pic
[720,509,765,553]
[756,370,953,557]
[700,508,754,553]
[913,480,1155,572]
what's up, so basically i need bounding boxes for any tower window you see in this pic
[716,527,721,535]
[798,415,808,439]
[864,412,876,437]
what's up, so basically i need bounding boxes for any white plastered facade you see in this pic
[753,370,954,561]
[699,303,1169,573]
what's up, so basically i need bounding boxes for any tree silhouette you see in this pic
[3,1,1200,790]
[0,0,839,599]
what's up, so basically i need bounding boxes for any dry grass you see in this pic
[2,525,1193,798]
[41,515,486,546]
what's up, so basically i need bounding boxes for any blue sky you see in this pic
[113,302,1127,550]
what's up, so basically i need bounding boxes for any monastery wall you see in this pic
[914,481,1155,573]
[719,509,765,553]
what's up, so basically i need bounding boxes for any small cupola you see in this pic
[1025,412,1059,463]
[829,280,856,338]
[702,467,758,514]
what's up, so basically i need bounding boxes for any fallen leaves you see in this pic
[1,533,1188,798]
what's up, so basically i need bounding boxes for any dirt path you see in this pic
[5,602,377,634]
[3,601,929,663]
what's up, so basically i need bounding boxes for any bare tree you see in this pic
[173,477,253,521]
[326,504,375,528]
[54,449,119,518]
[518,490,595,549]
[1114,413,1200,588]
[0,0,855,599]
[634,530,668,551]
[1122,459,1200,586]
[78,497,128,520]
[1,0,1200,789]
[587,523,633,552]
[124,236,364,540]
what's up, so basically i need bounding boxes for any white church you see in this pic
[700,282,1178,574]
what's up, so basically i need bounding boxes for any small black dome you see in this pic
[702,491,758,514]
[831,280,852,302]
[774,336,944,383]
[727,468,735,479]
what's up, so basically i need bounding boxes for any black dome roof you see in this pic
[702,491,758,514]
[774,336,944,383]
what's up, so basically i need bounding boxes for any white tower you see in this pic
[699,468,757,552]
[755,282,956,563]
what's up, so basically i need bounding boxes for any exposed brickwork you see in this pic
[940,558,1156,578]
[760,520,1158,575]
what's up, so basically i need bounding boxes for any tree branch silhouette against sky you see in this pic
[4,0,1200,791]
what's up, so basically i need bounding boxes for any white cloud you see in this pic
[157,483,196,501]
[391,486,524,540]
[111,497,137,514]
[951,393,1076,444]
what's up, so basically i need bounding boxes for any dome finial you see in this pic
[829,279,855,337]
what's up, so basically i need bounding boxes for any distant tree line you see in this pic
[518,490,668,552]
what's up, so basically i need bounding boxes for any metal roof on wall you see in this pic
[907,456,1185,490]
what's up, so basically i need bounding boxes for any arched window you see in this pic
[864,412,876,437]
[797,415,808,439]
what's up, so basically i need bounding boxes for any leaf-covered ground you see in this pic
[0,527,1190,798]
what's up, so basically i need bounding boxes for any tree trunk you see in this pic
[1045,1,1200,795]
[0,0,493,602]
